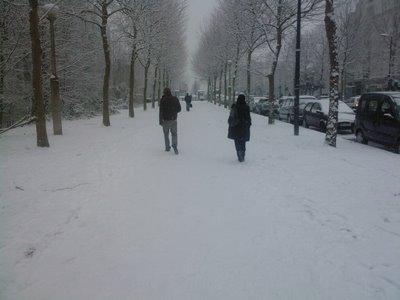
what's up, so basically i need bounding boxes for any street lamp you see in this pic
[227,59,232,107]
[44,4,62,135]
[293,0,301,136]
[380,33,394,90]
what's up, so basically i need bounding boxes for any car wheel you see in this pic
[356,130,368,145]
[394,139,400,154]
[303,117,309,128]
[320,122,326,132]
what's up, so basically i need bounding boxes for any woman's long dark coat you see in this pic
[228,103,252,141]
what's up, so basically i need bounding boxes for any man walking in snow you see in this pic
[184,93,192,111]
[159,87,181,154]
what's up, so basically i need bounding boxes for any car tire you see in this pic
[394,139,400,154]
[356,130,368,145]
[320,122,326,132]
[303,117,309,128]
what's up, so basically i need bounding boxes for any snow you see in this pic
[1,102,400,299]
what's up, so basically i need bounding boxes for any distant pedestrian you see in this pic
[159,87,181,154]
[184,93,192,111]
[228,94,252,162]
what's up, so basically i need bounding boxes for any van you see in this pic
[354,92,400,153]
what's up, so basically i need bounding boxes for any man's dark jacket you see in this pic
[159,95,181,124]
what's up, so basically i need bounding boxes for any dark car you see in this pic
[278,96,316,123]
[303,99,355,132]
[354,92,400,153]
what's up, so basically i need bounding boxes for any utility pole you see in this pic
[293,0,301,136]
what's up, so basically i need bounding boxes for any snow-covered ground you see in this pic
[1,102,400,300]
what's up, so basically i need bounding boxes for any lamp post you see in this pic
[227,59,232,107]
[293,0,301,136]
[44,4,62,135]
[380,33,394,90]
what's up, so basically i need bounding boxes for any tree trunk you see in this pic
[213,75,217,105]
[157,68,161,106]
[49,18,62,135]
[128,28,137,118]
[143,60,150,111]
[0,14,5,128]
[246,50,252,99]
[268,1,283,125]
[232,46,240,105]
[218,68,223,106]
[268,74,275,124]
[319,45,325,96]
[207,77,211,102]
[101,2,111,127]
[224,62,227,108]
[29,0,49,147]
[162,68,165,89]
[129,48,136,118]
[325,0,339,147]
[151,66,158,109]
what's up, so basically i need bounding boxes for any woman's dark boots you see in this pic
[237,151,245,162]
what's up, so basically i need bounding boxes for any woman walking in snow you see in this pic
[228,94,252,162]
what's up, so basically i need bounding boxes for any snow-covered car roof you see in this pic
[253,97,267,103]
[318,99,354,114]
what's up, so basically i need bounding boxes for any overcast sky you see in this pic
[185,0,217,84]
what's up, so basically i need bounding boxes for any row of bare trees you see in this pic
[192,0,322,108]
[1,0,187,147]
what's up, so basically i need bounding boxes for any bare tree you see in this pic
[70,0,125,126]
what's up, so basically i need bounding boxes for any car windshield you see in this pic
[299,98,316,109]
[320,100,354,114]
[393,96,400,118]
[393,96,400,108]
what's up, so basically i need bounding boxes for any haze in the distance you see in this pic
[186,0,217,86]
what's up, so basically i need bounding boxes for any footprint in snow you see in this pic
[24,247,36,258]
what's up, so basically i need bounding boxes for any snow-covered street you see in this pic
[1,102,400,299]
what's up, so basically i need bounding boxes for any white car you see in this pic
[303,99,355,132]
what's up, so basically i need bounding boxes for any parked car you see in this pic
[303,99,355,132]
[344,95,361,111]
[279,96,293,107]
[354,92,400,153]
[278,95,316,123]
[252,97,278,116]
[250,97,266,114]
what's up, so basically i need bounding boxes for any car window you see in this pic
[380,98,393,115]
[367,99,378,115]
[311,103,321,113]
[304,103,313,111]
[393,96,400,109]
[359,96,367,112]
[393,96,400,119]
